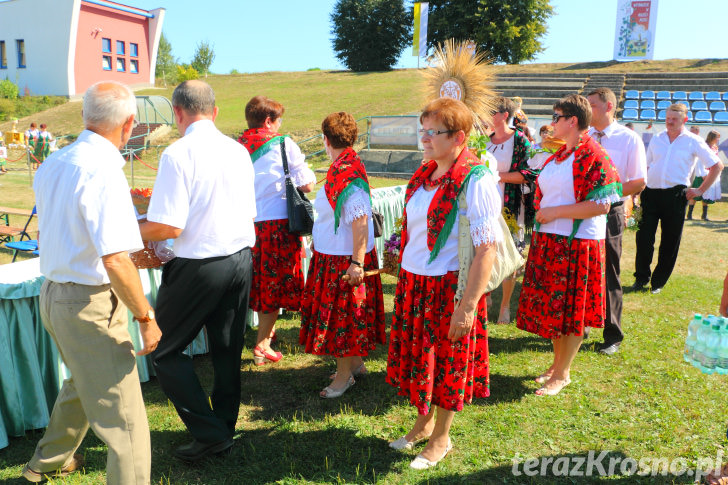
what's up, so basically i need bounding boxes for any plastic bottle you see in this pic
[692,316,714,371]
[684,313,703,363]
[716,318,728,375]
[701,320,722,374]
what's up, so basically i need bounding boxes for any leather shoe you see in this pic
[598,342,621,355]
[650,286,662,294]
[174,438,233,462]
[632,280,648,291]
[22,454,84,482]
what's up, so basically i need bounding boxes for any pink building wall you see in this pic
[74,1,151,94]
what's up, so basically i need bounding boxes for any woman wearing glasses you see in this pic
[516,95,621,396]
[299,111,385,398]
[485,96,540,324]
[238,96,316,365]
[386,98,501,469]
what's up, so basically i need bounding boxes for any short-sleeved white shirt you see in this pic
[312,185,375,255]
[537,154,605,240]
[645,128,721,189]
[401,172,504,276]
[33,130,143,285]
[146,120,256,259]
[252,137,316,222]
[589,121,647,201]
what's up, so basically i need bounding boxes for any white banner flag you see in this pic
[412,2,428,58]
[614,0,659,61]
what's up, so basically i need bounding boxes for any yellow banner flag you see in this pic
[412,3,421,56]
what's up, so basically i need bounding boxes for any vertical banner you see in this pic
[412,2,428,57]
[614,0,659,60]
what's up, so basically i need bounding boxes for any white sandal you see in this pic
[410,438,452,470]
[320,376,355,399]
[388,434,431,451]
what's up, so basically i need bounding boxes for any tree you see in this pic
[155,32,177,85]
[191,41,215,77]
[331,0,412,72]
[425,0,554,64]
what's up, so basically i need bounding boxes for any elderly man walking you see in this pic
[23,81,162,484]
[140,80,256,461]
[587,87,647,355]
[634,103,723,294]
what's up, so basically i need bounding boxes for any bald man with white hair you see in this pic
[23,81,161,484]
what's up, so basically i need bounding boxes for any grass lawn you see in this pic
[1,197,728,483]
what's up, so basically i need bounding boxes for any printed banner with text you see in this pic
[613,0,659,61]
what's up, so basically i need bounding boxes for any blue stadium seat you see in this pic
[640,90,655,99]
[640,100,656,109]
[657,110,667,121]
[622,108,639,120]
[656,100,671,110]
[677,100,690,109]
[692,101,708,111]
[714,112,728,123]
[673,91,688,101]
[31,250,39,256]
[694,111,712,123]
[705,91,721,101]
[688,91,704,101]
[687,111,694,121]
[723,93,728,101]
[624,100,639,109]
[625,90,639,99]
[656,91,671,100]
[640,109,657,121]
[709,101,727,111]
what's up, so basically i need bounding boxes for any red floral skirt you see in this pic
[299,248,385,357]
[516,232,606,339]
[250,219,304,313]
[386,269,489,415]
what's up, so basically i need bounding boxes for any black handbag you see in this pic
[280,137,314,236]
[372,208,384,238]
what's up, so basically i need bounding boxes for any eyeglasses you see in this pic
[419,129,456,137]
[552,113,569,123]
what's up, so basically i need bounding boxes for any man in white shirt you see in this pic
[587,88,647,355]
[140,80,256,462]
[23,81,161,484]
[635,103,723,294]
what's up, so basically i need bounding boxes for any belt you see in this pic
[611,201,624,208]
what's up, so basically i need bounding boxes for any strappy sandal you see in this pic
[330,362,367,380]
[535,377,571,396]
[320,376,355,399]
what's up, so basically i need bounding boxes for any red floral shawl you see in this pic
[401,147,487,264]
[237,128,287,163]
[324,147,371,233]
[535,134,622,240]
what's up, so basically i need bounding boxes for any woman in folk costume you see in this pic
[517,94,622,396]
[299,112,385,399]
[485,96,540,324]
[386,98,502,469]
[238,96,316,365]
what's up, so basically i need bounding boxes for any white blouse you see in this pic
[401,173,503,276]
[253,138,316,222]
[537,154,605,240]
[486,134,515,200]
[312,185,375,256]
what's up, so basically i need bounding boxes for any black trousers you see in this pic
[634,186,688,289]
[152,247,252,444]
[603,203,624,345]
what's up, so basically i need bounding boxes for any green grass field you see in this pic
[1,63,728,483]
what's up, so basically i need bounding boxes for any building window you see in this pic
[0,41,6,69]
[130,43,138,57]
[102,37,111,53]
[102,55,111,70]
[116,57,125,72]
[16,39,25,68]
[130,59,138,73]
[116,40,125,55]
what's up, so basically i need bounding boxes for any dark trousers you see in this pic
[152,247,252,444]
[603,203,624,345]
[634,186,688,289]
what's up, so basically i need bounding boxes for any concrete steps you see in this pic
[359,149,424,175]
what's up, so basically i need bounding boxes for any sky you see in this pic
[129,0,727,74]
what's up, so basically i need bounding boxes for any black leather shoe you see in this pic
[598,342,621,355]
[632,280,648,291]
[174,438,233,462]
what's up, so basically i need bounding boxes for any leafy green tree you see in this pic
[331,0,412,72]
[155,33,177,85]
[176,64,199,83]
[191,41,215,77]
[426,0,554,64]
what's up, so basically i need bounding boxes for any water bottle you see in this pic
[684,314,703,363]
[700,320,722,374]
[692,316,714,371]
[716,319,728,375]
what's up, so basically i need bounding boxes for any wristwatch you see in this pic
[350,258,363,267]
[135,308,155,323]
